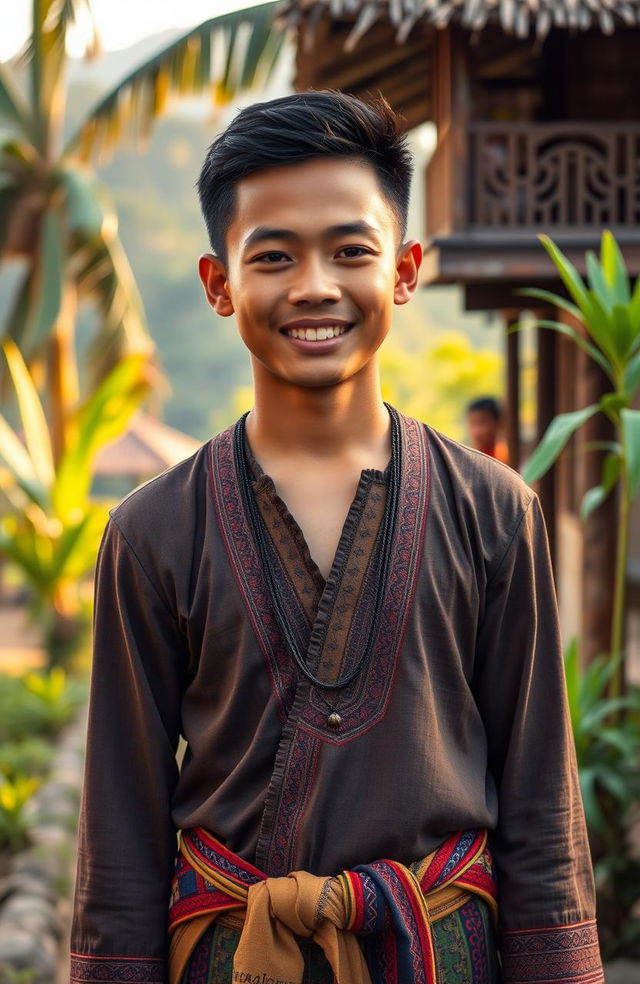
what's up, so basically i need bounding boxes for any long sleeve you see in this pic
[473,494,603,984]
[70,516,188,984]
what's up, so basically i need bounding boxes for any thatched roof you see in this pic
[281,0,640,42]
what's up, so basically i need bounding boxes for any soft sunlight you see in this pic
[1,0,269,60]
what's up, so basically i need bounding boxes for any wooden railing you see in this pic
[467,122,640,232]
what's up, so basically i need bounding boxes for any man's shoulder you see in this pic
[421,421,535,517]
[109,436,213,536]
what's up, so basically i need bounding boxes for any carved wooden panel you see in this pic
[470,123,640,229]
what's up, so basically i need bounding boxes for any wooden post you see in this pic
[505,311,520,472]
[536,323,556,566]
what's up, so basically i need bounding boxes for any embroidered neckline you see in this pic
[233,405,402,698]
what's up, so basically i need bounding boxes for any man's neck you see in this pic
[245,370,391,464]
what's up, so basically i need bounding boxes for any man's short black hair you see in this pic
[467,397,502,420]
[197,90,413,264]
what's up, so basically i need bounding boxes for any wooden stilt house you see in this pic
[281,0,640,665]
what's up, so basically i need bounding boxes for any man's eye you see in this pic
[337,246,370,258]
[255,251,289,263]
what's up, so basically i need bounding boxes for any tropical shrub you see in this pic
[520,232,640,957]
[565,640,640,957]
[519,231,640,692]
[0,343,150,663]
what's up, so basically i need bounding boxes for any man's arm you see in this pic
[71,517,187,984]
[473,494,604,984]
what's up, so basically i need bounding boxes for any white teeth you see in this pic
[286,325,349,341]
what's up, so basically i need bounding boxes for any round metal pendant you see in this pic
[327,712,342,729]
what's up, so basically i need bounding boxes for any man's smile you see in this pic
[279,318,354,344]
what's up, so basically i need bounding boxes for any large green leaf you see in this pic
[512,317,615,384]
[621,408,640,499]
[601,229,631,306]
[523,405,600,485]
[64,2,282,160]
[629,275,640,336]
[52,353,149,517]
[28,209,64,350]
[73,230,153,386]
[586,250,612,314]
[624,349,640,402]
[57,165,106,238]
[538,235,591,317]
[0,413,44,507]
[0,64,31,134]
[564,638,580,735]
[517,286,582,322]
[580,452,621,521]
[1,340,54,491]
[611,304,636,362]
[583,289,620,370]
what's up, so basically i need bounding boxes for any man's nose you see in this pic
[287,258,341,305]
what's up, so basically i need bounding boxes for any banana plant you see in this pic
[518,232,640,694]
[0,340,150,664]
[1,0,283,460]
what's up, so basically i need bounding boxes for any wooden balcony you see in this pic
[423,121,640,300]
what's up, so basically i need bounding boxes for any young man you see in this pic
[466,397,509,464]
[70,92,603,984]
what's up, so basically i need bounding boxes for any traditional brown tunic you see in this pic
[70,411,603,984]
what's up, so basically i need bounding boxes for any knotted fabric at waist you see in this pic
[168,827,498,984]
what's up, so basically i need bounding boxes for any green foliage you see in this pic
[564,640,640,958]
[0,343,149,662]
[520,232,640,499]
[0,737,54,781]
[0,667,85,859]
[0,669,87,743]
[0,773,40,852]
[519,232,640,686]
[522,234,640,956]
[379,331,504,440]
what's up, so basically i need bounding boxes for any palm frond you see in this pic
[0,64,32,136]
[65,1,284,162]
[49,0,101,59]
[69,227,160,389]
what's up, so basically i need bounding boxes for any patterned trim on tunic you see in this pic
[70,954,165,984]
[500,920,604,984]
[209,427,298,720]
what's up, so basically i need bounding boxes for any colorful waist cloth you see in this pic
[168,828,498,984]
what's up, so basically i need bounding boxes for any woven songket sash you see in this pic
[168,827,498,984]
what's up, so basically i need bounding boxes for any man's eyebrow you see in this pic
[242,221,382,251]
[326,221,382,239]
[242,227,299,250]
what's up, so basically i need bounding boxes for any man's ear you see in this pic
[394,240,423,306]
[198,253,235,317]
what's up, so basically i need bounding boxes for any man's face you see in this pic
[199,157,421,391]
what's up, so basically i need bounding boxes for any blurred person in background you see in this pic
[466,396,509,464]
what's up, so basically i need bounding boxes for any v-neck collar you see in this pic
[243,436,390,599]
